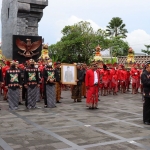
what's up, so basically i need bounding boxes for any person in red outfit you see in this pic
[85,62,100,109]
[117,65,122,92]
[101,64,109,96]
[120,65,127,93]
[126,68,130,92]
[2,61,10,100]
[107,66,112,95]
[130,64,140,94]
[110,65,118,95]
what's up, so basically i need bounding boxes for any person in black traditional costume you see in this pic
[35,62,42,102]
[24,59,40,109]
[5,61,22,110]
[55,62,62,103]
[141,61,150,125]
[43,59,57,108]
[72,63,84,102]
[16,61,24,105]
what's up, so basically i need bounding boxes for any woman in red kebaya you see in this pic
[120,65,127,93]
[117,65,122,92]
[126,68,130,92]
[101,64,109,96]
[110,66,118,95]
[107,67,112,95]
[130,64,140,94]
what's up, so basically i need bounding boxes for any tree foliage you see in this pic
[110,37,129,57]
[49,20,129,64]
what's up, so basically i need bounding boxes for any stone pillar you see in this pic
[1,0,48,59]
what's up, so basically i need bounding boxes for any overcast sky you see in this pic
[0,0,150,53]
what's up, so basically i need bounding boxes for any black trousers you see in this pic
[143,97,150,123]
[22,84,26,100]
[43,84,47,105]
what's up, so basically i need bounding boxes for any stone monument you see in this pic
[1,0,48,59]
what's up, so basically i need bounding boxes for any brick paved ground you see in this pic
[0,90,150,150]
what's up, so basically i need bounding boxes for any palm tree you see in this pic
[106,17,128,38]
[141,45,150,55]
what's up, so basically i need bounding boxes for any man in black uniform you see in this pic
[72,63,84,102]
[24,59,40,109]
[43,59,56,108]
[141,61,150,125]
[5,61,22,110]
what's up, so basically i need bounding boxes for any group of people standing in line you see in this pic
[72,60,150,125]
[73,62,143,108]
[0,59,62,110]
[0,58,150,126]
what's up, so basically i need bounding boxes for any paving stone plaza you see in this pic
[0,90,150,150]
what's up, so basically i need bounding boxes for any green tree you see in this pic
[48,20,129,63]
[62,21,99,63]
[110,37,129,57]
[49,42,63,62]
[49,21,108,64]
[106,17,128,38]
[141,45,150,55]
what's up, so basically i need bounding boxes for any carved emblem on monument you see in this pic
[16,38,42,57]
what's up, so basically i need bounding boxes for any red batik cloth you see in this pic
[110,69,118,89]
[130,68,140,89]
[137,69,142,88]
[85,69,99,107]
[120,69,127,86]
[86,85,98,107]
[98,69,104,89]
[125,71,130,88]
[101,69,109,88]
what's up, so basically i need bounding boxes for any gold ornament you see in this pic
[93,45,103,62]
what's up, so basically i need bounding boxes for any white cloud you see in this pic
[125,30,150,53]
[56,15,105,32]
[38,0,150,46]
[87,19,104,31]
[55,16,82,42]
[55,16,150,54]
[57,16,103,31]
[55,15,104,42]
